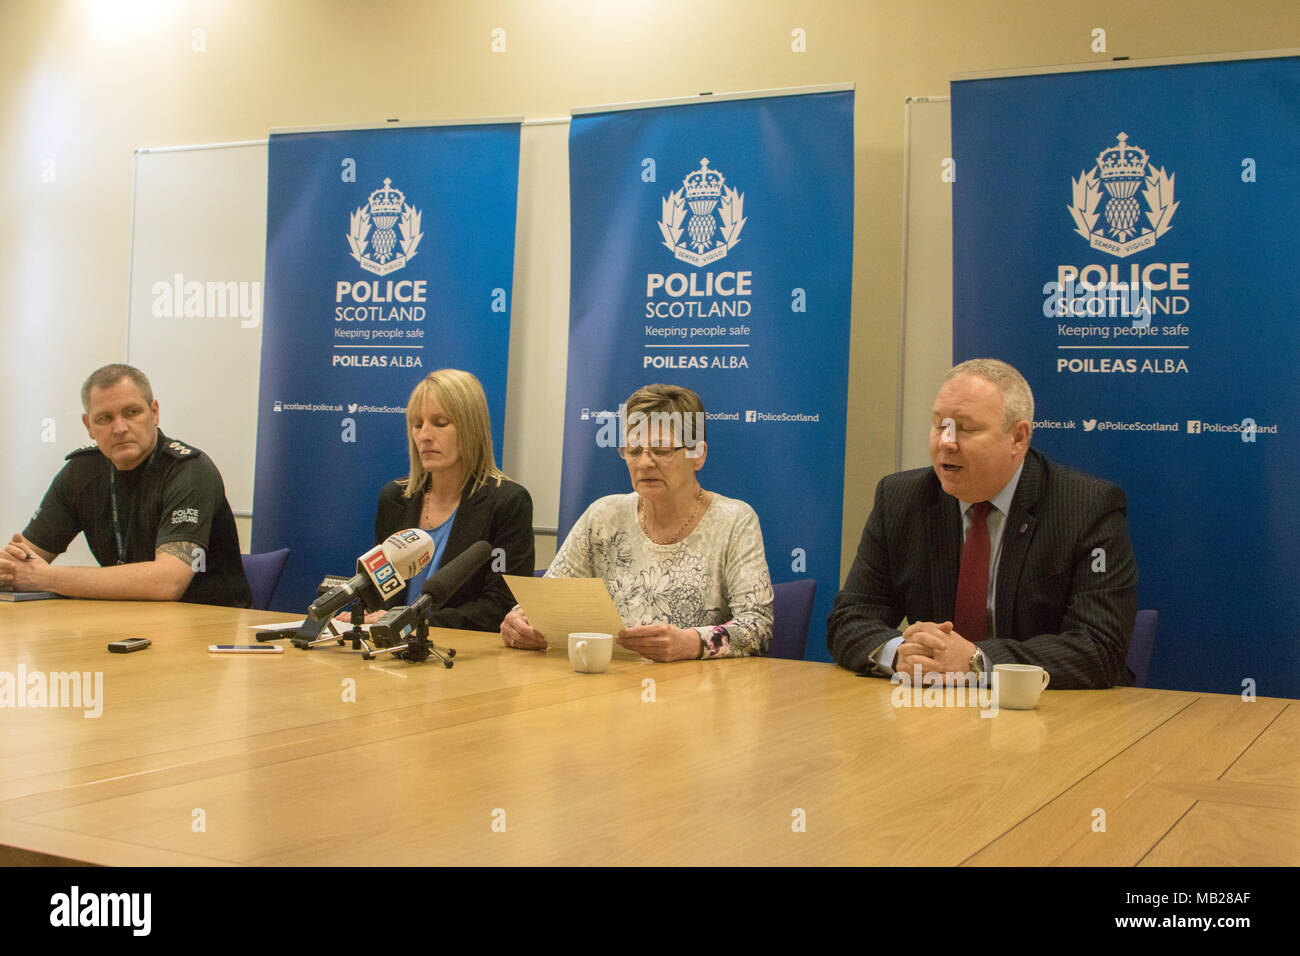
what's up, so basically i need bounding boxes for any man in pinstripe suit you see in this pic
[828,359,1137,690]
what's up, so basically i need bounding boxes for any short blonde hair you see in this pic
[943,359,1034,432]
[400,369,506,498]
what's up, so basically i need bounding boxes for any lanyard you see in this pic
[108,437,161,565]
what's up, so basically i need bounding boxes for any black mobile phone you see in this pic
[107,637,152,653]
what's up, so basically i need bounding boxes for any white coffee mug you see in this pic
[568,632,614,674]
[993,663,1051,710]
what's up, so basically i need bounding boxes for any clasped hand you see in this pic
[0,533,51,592]
[894,620,977,683]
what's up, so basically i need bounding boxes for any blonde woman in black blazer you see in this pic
[362,369,534,631]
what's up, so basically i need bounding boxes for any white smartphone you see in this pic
[208,644,284,654]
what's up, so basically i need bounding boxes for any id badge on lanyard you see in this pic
[108,442,160,565]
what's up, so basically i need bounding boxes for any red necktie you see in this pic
[954,501,992,642]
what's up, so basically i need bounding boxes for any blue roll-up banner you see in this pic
[952,55,1300,696]
[562,87,854,660]
[253,123,521,610]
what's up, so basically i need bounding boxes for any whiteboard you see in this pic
[127,142,268,515]
[898,96,953,471]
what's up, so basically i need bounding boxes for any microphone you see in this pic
[307,529,436,620]
[420,540,493,610]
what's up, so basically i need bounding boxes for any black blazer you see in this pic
[373,477,534,632]
[827,449,1137,689]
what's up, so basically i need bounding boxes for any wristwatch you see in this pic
[969,648,985,680]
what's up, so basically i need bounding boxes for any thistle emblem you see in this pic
[658,158,747,267]
[1068,133,1178,258]
[1097,133,1147,242]
[367,178,404,263]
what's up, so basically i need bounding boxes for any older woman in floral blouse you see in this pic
[500,384,773,661]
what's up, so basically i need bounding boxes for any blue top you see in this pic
[405,509,457,602]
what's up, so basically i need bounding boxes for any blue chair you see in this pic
[1128,609,1158,687]
[242,548,290,611]
[768,579,816,660]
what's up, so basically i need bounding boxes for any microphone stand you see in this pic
[290,600,367,650]
[363,594,456,667]
[338,601,378,654]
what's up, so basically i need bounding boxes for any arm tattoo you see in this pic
[157,541,200,564]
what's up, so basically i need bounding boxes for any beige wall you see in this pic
[3,0,1295,580]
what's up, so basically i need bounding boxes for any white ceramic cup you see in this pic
[568,632,614,674]
[993,663,1051,710]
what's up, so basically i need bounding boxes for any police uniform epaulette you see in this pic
[161,439,198,459]
[66,443,100,460]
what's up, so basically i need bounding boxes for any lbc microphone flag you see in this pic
[562,87,854,660]
[952,55,1300,696]
[253,122,520,610]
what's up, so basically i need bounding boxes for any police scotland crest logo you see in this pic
[347,177,424,276]
[658,158,747,267]
[1068,133,1178,258]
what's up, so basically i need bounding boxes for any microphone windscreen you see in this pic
[421,540,493,608]
[381,528,437,578]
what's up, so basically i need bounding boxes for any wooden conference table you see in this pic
[0,600,1295,866]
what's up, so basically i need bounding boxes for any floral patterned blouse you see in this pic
[548,492,774,658]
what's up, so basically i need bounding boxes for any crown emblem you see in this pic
[367,178,405,227]
[683,158,725,203]
[1096,133,1149,182]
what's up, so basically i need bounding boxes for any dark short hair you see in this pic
[81,364,154,410]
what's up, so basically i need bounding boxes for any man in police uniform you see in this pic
[0,364,252,607]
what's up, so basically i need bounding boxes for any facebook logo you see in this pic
[745,410,757,423]
[1187,420,1202,434]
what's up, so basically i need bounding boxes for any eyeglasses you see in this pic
[618,445,685,460]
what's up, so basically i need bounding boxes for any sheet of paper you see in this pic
[248,619,370,635]
[503,576,634,654]
[247,620,307,632]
